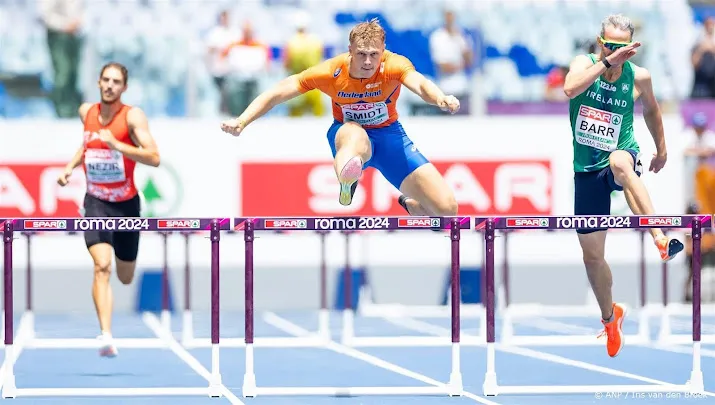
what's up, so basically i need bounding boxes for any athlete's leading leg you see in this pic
[609,150,683,261]
[332,122,372,206]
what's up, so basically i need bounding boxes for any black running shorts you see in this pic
[83,193,141,262]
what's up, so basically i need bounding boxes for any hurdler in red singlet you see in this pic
[82,103,138,202]
[57,62,160,359]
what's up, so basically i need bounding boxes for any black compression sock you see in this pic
[398,195,410,214]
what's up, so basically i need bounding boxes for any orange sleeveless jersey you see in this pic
[82,104,139,202]
[297,50,415,128]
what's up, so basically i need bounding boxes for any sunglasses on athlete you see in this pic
[600,37,633,51]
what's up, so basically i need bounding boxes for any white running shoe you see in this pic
[98,333,118,358]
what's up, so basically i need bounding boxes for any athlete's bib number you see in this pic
[342,102,388,126]
[84,148,126,184]
[575,105,622,152]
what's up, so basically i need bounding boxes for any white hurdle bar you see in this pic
[236,217,467,398]
[478,215,708,397]
[499,229,654,347]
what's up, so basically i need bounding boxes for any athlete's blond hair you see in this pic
[349,18,386,48]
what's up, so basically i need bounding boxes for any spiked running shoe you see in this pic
[656,235,684,262]
[338,156,362,206]
[597,303,627,358]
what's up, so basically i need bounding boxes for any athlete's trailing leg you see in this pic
[609,150,683,261]
[333,122,372,205]
[398,164,457,216]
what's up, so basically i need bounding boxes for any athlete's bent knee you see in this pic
[116,262,136,285]
[431,194,458,216]
[94,260,111,281]
[335,122,371,159]
[609,151,634,184]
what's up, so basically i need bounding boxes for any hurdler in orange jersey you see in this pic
[57,62,160,359]
[221,18,461,216]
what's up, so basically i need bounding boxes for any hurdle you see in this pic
[356,228,486,346]
[234,216,470,398]
[335,228,484,347]
[478,214,710,396]
[5,229,176,350]
[656,249,715,344]
[498,228,656,346]
[181,228,333,349]
[1,217,229,399]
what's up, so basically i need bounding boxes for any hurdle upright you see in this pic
[476,214,710,397]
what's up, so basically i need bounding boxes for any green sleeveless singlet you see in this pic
[568,54,639,172]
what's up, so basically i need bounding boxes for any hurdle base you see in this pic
[252,386,452,396]
[689,370,704,394]
[10,387,210,397]
[183,336,326,349]
[358,303,484,318]
[448,371,463,397]
[208,377,223,398]
[488,383,691,396]
[242,373,257,398]
[658,334,715,345]
[23,337,167,349]
[500,334,650,347]
[1,371,17,399]
[482,372,498,397]
[347,335,482,347]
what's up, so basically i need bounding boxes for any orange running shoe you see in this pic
[598,303,627,358]
[656,235,684,262]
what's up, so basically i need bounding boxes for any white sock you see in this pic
[101,331,113,340]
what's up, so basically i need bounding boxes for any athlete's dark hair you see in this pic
[99,62,129,85]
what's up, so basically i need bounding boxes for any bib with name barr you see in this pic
[574,105,622,152]
[341,102,389,126]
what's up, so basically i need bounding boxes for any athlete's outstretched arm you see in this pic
[401,70,460,113]
[104,107,160,167]
[241,76,303,124]
[634,66,667,172]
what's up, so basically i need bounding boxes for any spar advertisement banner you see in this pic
[0,115,692,219]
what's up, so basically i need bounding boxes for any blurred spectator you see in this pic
[205,10,241,115]
[544,66,568,102]
[282,11,325,117]
[38,0,84,118]
[691,16,715,99]
[684,112,715,210]
[428,9,473,114]
[683,112,715,301]
[224,21,269,116]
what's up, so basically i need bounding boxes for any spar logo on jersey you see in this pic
[264,219,308,229]
[506,218,549,228]
[24,219,67,230]
[397,217,441,228]
[157,219,200,229]
[579,106,616,124]
[638,217,682,227]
